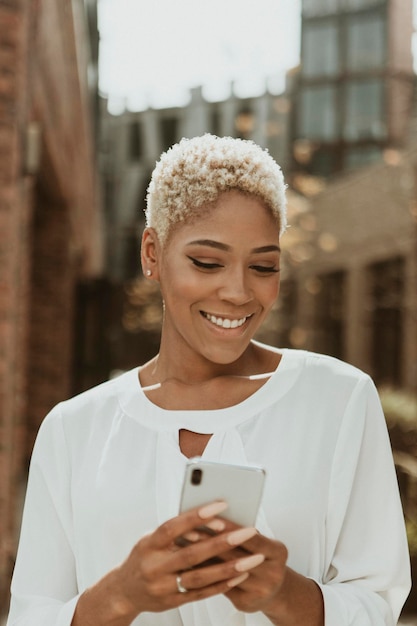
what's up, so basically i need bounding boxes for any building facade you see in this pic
[293,0,414,176]
[278,0,416,390]
[0,0,103,611]
[279,136,417,390]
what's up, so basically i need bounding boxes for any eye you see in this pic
[250,265,280,274]
[187,256,223,270]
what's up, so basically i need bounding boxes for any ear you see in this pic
[140,227,161,280]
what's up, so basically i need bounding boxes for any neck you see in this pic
[144,337,278,389]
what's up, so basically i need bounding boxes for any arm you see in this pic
[7,410,268,626]
[318,377,410,624]
[222,376,410,625]
[7,407,80,626]
[224,535,324,626]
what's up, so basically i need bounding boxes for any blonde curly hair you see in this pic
[145,134,287,245]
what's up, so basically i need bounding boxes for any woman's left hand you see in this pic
[218,522,288,615]
[217,521,324,625]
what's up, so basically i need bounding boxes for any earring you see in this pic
[146,269,152,277]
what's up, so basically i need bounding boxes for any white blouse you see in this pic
[7,349,411,626]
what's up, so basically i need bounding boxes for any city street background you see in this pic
[1,0,416,620]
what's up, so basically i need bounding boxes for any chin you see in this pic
[201,345,248,366]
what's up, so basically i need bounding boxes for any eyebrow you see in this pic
[186,239,281,254]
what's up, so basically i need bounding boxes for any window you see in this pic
[275,278,298,348]
[302,20,339,77]
[346,13,385,71]
[160,117,178,151]
[345,145,382,169]
[313,271,346,359]
[124,228,142,280]
[303,0,340,16]
[210,106,221,136]
[128,121,143,161]
[368,257,404,386]
[298,85,338,141]
[311,148,339,176]
[343,0,384,10]
[235,105,255,139]
[344,79,385,140]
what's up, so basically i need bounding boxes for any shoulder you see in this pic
[289,349,369,381]
[258,344,376,406]
[39,368,140,437]
[257,342,371,384]
[280,350,381,423]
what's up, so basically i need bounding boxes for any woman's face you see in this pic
[149,190,281,368]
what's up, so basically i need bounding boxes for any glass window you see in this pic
[160,117,178,151]
[311,148,339,176]
[302,21,339,77]
[128,121,143,161]
[303,0,340,16]
[346,13,385,71]
[210,107,221,136]
[299,85,338,141]
[313,271,346,360]
[368,257,404,386]
[343,0,384,10]
[124,231,142,280]
[344,80,385,140]
[345,145,382,169]
[235,105,255,139]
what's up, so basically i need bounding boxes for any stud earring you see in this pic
[146,269,152,277]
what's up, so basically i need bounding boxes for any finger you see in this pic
[172,573,250,607]
[149,501,229,550]
[174,552,265,594]
[240,534,288,562]
[176,570,250,595]
[167,526,260,572]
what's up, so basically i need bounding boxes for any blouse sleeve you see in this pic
[7,405,80,626]
[319,376,411,625]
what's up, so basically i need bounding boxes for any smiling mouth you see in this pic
[201,311,252,329]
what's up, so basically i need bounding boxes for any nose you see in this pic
[217,267,254,306]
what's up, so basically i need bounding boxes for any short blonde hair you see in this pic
[145,134,287,245]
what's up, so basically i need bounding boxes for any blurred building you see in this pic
[0,0,104,611]
[293,0,414,176]
[280,0,417,391]
[280,131,417,390]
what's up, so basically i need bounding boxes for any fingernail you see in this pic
[235,553,265,572]
[198,501,228,519]
[227,527,257,546]
[227,572,249,588]
[182,531,200,543]
[204,519,226,532]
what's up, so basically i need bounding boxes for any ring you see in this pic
[176,574,188,593]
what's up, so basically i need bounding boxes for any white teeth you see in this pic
[203,313,248,329]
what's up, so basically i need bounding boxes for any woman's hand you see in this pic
[72,501,267,626]
[220,521,324,626]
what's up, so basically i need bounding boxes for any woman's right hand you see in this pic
[72,501,265,625]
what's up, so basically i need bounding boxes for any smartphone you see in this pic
[179,458,266,527]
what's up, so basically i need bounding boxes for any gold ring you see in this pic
[176,574,188,593]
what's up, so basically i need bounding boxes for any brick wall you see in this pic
[0,0,33,609]
[0,0,103,612]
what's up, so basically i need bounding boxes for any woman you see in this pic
[7,134,410,625]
